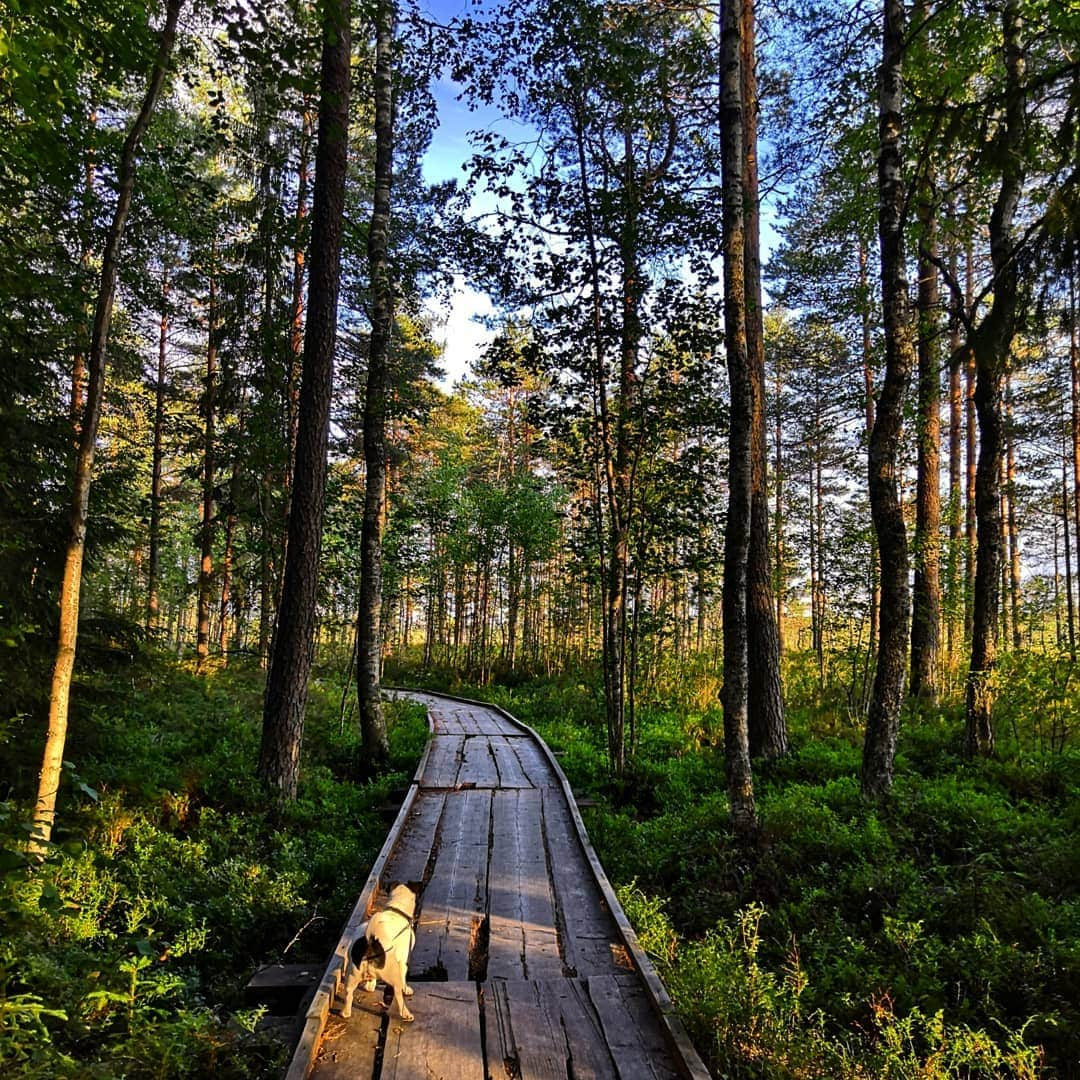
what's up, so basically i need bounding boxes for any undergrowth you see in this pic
[0,655,427,1078]
[396,651,1079,1079]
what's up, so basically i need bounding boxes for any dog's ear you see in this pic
[406,880,422,898]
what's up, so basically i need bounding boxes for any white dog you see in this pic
[339,883,417,1022]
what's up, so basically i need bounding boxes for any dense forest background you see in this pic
[2,0,1079,1076]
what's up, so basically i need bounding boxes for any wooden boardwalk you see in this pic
[286,691,709,1080]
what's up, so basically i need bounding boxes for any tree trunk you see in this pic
[742,0,786,759]
[862,0,914,801]
[259,0,351,801]
[357,0,394,768]
[773,357,785,651]
[946,234,964,660]
[719,0,757,838]
[257,111,282,667]
[965,0,1024,758]
[815,443,826,685]
[1070,258,1080,642]
[859,239,880,696]
[1005,367,1021,648]
[196,261,218,671]
[286,107,313,516]
[147,262,170,633]
[964,249,977,640]
[31,0,182,855]
[219,407,244,661]
[910,193,940,699]
[1062,447,1075,658]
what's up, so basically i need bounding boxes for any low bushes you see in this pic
[423,656,1077,1078]
[0,658,427,1078]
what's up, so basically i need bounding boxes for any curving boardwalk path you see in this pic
[287,691,709,1080]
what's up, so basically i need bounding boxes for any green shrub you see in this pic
[0,657,428,1077]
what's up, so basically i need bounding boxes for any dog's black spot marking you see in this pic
[350,934,387,972]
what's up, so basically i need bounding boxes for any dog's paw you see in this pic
[340,999,353,1019]
[400,1009,414,1022]
[362,978,377,992]
[403,985,414,996]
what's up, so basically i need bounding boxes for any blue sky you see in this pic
[417,0,502,388]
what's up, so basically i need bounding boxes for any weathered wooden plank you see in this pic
[428,704,465,735]
[488,735,533,788]
[487,980,565,1080]
[410,789,491,981]
[540,788,620,977]
[422,734,464,789]
[487,790,562,980]
[509,736,558,787]
[383,791,445,886]
[587,974,680,1080]
[459,734,501,788]
[380,983,484,1080]
[310,1010,381,1080]
[538,978,618,1080]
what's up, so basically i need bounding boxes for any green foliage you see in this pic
[623,887,1043,1079]
[0,658,427,1077]
[418,654,1077,1077]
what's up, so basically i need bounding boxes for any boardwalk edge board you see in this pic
[284,688,711,1080]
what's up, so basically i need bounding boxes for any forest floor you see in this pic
[2,647,1078,1077]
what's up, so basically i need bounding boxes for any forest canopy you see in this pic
[2,0,1079,1076]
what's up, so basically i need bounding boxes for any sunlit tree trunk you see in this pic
[964,249,977,640]
[357,0,394,768]
[32,0,183,855]
[147,261,170,633]
[910,191,940,700]
[719,0,757,838]
[966,0,1024,758]
[946,232,964,661]
[859,239,879,700]
[1062,443,1075,658]
[259,0,351,800]
[1070,260,1080,642]
[219,405,244,661]
[1005,367,1021,648]
[196,259,218,671]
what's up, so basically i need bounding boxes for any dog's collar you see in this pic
[385,904,416,926]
